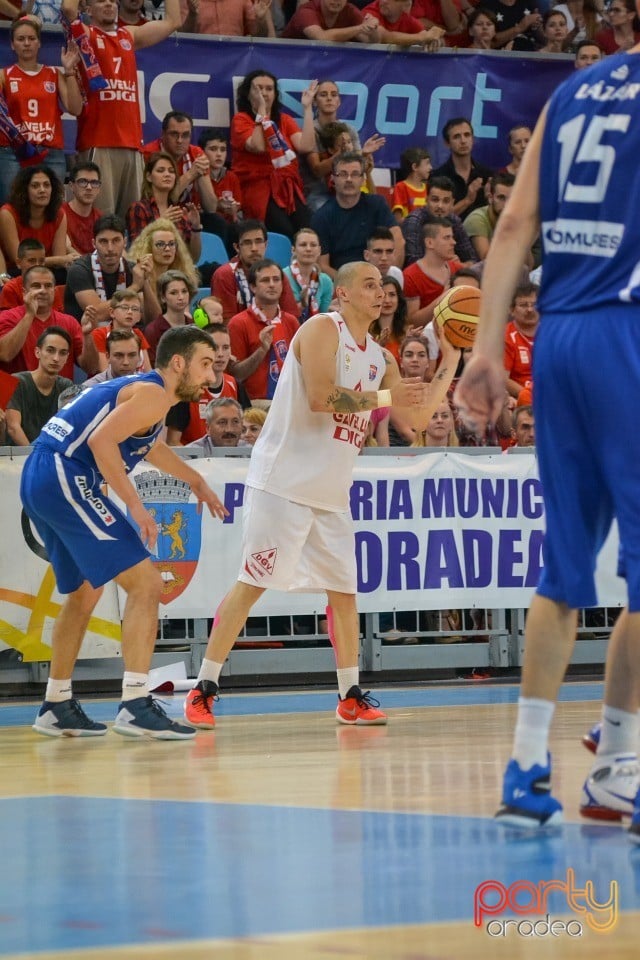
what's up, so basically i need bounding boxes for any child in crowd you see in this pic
[198,128,243,224]
[391,147,431,222]
[317,122,376,194]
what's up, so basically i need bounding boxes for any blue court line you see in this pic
[0,682,604,728]
[0,795,636,955]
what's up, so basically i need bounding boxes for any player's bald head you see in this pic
[335,260,381,292]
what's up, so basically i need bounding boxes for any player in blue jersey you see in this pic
[455,45,640,839]
[21,325,228,740]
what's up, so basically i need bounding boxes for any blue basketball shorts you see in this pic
[533,307,640,610]
[20,447,149,595]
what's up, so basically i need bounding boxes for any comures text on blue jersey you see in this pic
[538,52,640,314]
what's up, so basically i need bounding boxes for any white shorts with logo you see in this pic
[238,487,357,594]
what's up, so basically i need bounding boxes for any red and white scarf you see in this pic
[91,250,127,301]
[231,259,252,309]
[289,258,319,322]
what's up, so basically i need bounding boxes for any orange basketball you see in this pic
[433,285,481,349]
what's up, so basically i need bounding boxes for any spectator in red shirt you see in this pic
[363,0,444,46]
[198,128,243,226]
[504,282,539,398]
[0,239,65,311]
[211,219,299,321]
[126,152,203,262]
[0,265,99,377]
[411,0,467,45]
[0,166,76,274]
[63,162,104,257]
[0,16,82,200]
[230,70,317,237]
[228,259,300,401]
[283,0,382,41]
[403,217,461,327]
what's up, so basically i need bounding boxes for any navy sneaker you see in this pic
[113,695,196,740]
[33,698,107,738]
[495,756,563,828]
[582,722,601,754]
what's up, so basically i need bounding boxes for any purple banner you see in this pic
[10,27,573,168]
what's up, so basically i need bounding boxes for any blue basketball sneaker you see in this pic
[113,695,196,740]
[33,698,107,737]
[582,722,601,754]
[495,756,563,828]
[629,788,640,845]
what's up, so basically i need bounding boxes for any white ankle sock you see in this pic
[337,667,359,700]
[597,705,639,756]
[197,659,223,686]
[45,678,72,703]
[512,697,555,770]
[121,672,148,701]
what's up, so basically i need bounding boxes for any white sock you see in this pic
[121,672,148,701]
[45,678,72,703]
[197,659,223,687]
[512,697,555,770]
[597,705,639,756]
[337,667,359,700]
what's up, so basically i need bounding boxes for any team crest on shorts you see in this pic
[130,471,203,602]
[245,548,277,581]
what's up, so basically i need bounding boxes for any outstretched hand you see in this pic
[453,353,506,437]
[192,477,229,521]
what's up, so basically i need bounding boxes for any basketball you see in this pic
[433,285,481,349]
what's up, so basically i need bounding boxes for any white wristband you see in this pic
[377,389,392,408]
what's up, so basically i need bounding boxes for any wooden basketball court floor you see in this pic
[1,681,639,960]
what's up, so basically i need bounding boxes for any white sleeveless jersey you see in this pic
[246,312,386,511]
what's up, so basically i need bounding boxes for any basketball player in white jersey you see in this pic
[185,261,461,728]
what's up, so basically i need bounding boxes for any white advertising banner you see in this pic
[0,451,625,660]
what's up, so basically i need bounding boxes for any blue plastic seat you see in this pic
[266,232,292,268]
[196,231,228,267]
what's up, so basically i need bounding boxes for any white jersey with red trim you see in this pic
[246,311,385,512]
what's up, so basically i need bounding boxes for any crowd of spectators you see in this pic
[0,0,617,452]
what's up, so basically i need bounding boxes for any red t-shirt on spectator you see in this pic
[228,308,300,400]
[230,112,303,222]
[211,169,243,222]
[282,0,363,37]
[63,203,102,256]
[211,261,300,321]
[0,277,65,311]
[0,307,83,378]
[363,1,424,32]
[0,204,64,270]
[411,0,467,45]
[504,321,534,389]
[403,260,461,308]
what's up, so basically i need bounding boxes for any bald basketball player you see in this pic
[185,260,461,729]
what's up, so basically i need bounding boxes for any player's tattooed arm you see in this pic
[326,388,372,412]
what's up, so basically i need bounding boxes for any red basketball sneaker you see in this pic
[336,686,387,725]
[184,680,218,729]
